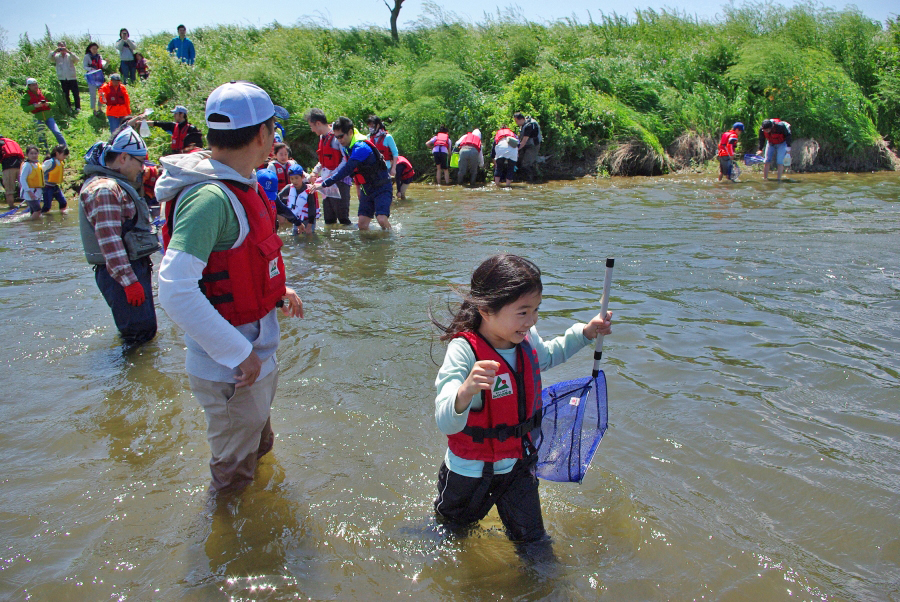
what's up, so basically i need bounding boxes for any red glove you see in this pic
[123,281,146,306]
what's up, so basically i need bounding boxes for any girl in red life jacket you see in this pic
[431,253,612,546]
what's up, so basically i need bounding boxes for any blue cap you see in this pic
[256,169,279,200]
[172,105,188,115]
[288,163,305,176]
[733,122,744,131]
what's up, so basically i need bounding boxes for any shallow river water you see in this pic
[1,172,898,601]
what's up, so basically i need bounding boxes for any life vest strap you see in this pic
[461,410,542,443]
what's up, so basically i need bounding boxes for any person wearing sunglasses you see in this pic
[308,116,393,231]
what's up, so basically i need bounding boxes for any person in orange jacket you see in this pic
[98,74,132,133]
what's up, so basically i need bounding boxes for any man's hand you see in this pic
[280,287,304,318]
[235,351,262,388]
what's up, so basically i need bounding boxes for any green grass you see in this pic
[1,4,896,184]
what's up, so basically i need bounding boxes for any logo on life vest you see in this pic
[492,374,514,399]
[269,258,280,279]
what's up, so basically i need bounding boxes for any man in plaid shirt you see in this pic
[79,126,160,349]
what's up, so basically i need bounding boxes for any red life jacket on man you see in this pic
[0,138,25,160]
[494,128,517,144]
[763,118,790,145]
[395,155,415,181]
[105,84,127,107]
[717,129,739,157]
[370,130,394,161]
[459,132,482,151]
[27,89,49,113]
[162,180,287,327]
[170,121,190,152]
[447,331,543,463]
[317,131,343,170]
[433,132,450,150]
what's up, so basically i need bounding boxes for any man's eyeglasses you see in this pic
[335,132,347,140]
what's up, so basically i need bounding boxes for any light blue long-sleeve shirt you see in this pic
[167,37,195,65]
[434,323,593,478]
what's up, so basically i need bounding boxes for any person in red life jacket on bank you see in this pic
[756,118,792,181]
[454,129,483,186]
[99,74,132,134]
[491,125,519,187]
[717,122,744,182]
[394,156,415,200]
[83,43,106,113]
[308,116,393,231]
[144,106,202,155]
[366,115,399,177]
[267,142,297,192]
[20,78,67,147]
[425,125,452,185]
[304,108,352,227]
[1,136,26,210]
[431,253,613,552]
[79,126,160,349]
[155,81,304,493]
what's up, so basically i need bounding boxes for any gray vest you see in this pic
[79,165,160,265]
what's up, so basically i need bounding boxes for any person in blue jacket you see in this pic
[308,116,392,231]
[167,25,195,65]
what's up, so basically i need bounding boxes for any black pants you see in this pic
[94,256,157,347]
[59,79,80,111]
[322,181,352,225]
[434,460,546,543]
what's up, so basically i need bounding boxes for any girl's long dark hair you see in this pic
[431,253,542,342]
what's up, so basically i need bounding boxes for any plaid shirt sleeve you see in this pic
[81,179,138,287]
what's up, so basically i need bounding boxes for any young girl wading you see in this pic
[432,253,612,546]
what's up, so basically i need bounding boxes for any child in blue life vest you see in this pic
[431,253,613,549]
[18,145,44,220]
[285,164,320,235]
[41,145,70,212]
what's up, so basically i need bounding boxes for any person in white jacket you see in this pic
[49,41,79,112]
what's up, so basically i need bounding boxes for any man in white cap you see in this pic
[144,105,202,154]
[156,81,303,494]
[79,125,160,349]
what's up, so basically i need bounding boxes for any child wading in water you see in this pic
[432,253,612,549]
[41,145,69,212]
[19,145,44,220]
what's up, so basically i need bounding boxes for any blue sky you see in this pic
[1,0,895,49]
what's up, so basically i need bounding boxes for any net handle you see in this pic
[591,258,615,378]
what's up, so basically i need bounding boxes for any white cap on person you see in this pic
[205,81,289,130]
[26,77,38,85]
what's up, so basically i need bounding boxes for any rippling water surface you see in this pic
[1,172,898,600]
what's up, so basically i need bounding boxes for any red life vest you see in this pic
[494,128,517,144]
[370,130,394,161]
[142,165,159,201]
[88,54,103,70]
[105,84,127,106]
[717,129,739,157]
[0,138,24,160]
[763,119,790,145]
[317,132,342,170]
[269,160,293,189]
[170,121,190,151]
[433,132,450,150]
[447,331,543,463]
[396,156,415,181]
[162,181,287,327]
[27,89,49,113]
[460,132,482,151]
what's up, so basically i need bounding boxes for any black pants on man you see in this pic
[59,79,81,111]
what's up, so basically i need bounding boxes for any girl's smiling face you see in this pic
[26,147,39,162]
[477,289,541,349]
[275,148,289,163]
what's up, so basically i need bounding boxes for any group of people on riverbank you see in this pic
[717,119,794,182]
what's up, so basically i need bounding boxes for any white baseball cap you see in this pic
[205,81,288,130]
[26,78,38,85]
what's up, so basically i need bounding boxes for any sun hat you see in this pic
[26,78,38,85]
[206,81,289,131]
[288,163,305,176]
[256,169,279,200]
[733,122,744,131]
[172,105,188,115]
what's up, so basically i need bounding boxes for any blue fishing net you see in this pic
[535,373,608,483]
